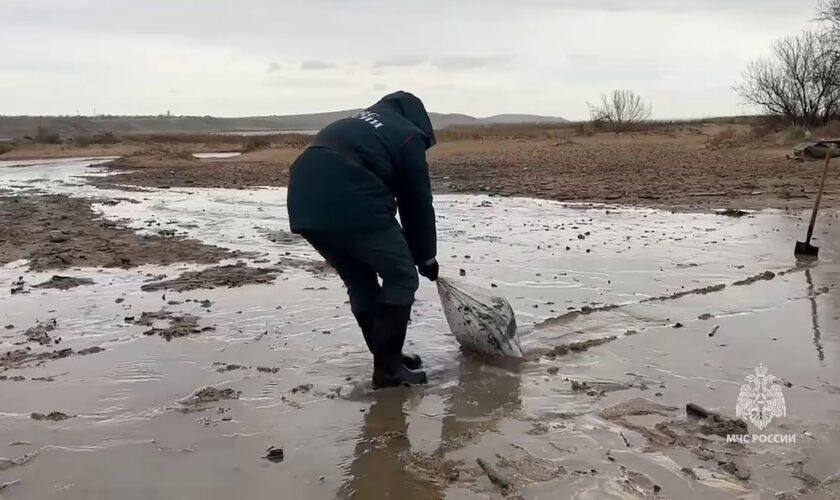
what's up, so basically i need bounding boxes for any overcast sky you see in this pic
[0,0,821,120]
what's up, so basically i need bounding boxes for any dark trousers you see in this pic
[301,226,419,315]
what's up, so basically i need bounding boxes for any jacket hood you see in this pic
[368,91,436,149]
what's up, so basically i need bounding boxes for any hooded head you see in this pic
[368,91,436,149]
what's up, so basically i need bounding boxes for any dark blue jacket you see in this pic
[287,91,437,264]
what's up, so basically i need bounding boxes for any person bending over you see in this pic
[287,91,439,388]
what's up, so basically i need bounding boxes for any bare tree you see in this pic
[588,90,652,128]
[816,0,840,58]
[735,30,840,126]
[817,0,840,27]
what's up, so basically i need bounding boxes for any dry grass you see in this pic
[812,120,840,138]
[242,136,272,152]
[436,123,574,141]
[435,118,755,143]
[705,128,743,149]
[133,133,312,148]
[73,133,121,147]
[783,126,807,142]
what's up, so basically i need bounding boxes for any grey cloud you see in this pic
[432,55,511,70]
[372,55,427,68]
[266,62,282,73]
[3,0,804,39]
[300,60,335,70]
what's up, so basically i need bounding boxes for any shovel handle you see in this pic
[805,153,832,244]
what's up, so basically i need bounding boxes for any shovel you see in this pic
[795,152,832,258]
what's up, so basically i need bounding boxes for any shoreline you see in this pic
[2,125,836,211]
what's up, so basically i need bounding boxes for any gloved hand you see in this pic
[417,258,439,282]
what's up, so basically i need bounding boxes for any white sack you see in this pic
[436,277,523,358]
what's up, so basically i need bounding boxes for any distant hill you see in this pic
[0,111,567,138]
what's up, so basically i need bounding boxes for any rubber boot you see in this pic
[353,311,422,370]
[369,304,427,389]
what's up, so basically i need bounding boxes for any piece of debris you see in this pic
[0,451,38,471]
[264,446,285,463]
[191,386,239,403]
[215,363,246,373]
[672,322,684,329]
[719,459,751,480]
[33,275,95,290]
[140,263,278,292]
[30,411,73,421]
[698,313,714,320]
[681,467,699,480]
[10,277,26,295]
[545,336,617,358]
[23,319,57,345]
[676,262,701,270]
[291,383,313,394]
[0,479,20,492]
[547,366,559,375]
[257,366,279,374]
[52,348,72,358]
[136,310,213,341]
[459,269,466,277]
[708,326,720,337]
[732,271,776,286]
[78,346,105,355]
[600,398,678,420]
[685,403,748,436]
[3,324,13,330]
[528,422,550,435]
[476,457,513,492]
[178,386,240,413]
[570,380,590,392]
[719,209,749,217]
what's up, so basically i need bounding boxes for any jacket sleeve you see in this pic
[393,134,437,264]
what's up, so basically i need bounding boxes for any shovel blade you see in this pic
[795,241,819,257]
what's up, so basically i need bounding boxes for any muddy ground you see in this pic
[0,194,234,271]
[1,146,839,499]
[16,124,834,211]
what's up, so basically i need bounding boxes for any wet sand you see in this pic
[0,194,233,271]
[1,158,839,499]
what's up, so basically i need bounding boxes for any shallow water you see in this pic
[192,152,243,159]
[1,158,839,499]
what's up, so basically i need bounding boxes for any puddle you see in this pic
[192,152,242,159]
[0,158,839,499]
